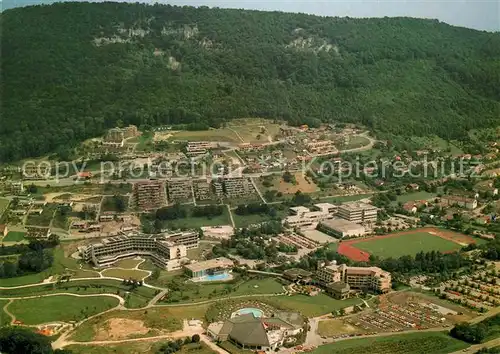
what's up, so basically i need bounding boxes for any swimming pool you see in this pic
[198,273,232,282]
[232,307,264,318]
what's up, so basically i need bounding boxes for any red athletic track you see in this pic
[337,227,477,262]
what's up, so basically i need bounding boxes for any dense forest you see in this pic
[1,2,500,161]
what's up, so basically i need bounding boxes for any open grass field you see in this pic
[344,135,371,149]
[2,231,26,242]
[66,342,216,354]
[169,129,241,143]
[7,295,119,325]
[396,191,437,203]
[101,268,149,280]
[0,300,12,327]
[266,294,362,317]
[26,205,56,227]
[0,198,9,217]
[338,227,475,261]
[1,279,157,308]
[318,319,365,337]
[163,209,232,229]
[311,331,468,354]
[113,258,143,269]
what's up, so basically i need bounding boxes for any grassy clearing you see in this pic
[396,191,437,203]
[0,300,12,327]
[344,135,370,149]
[169,129,241,143]
[66,342,216,354]
[163,209,232,229]
[8,295,119,325]
[101,268,149,280]
[113,258,143,269]
[160,277,284,304]
[311,331,468,354]
[353,232,462,259]
[319,193,373,204]
[0,198,10,217]
[26,205,56,227]
[318,319,365,336]
[0,279,157,308]
[2,231,26,242]
[186,242,214,260]
[266,294,362,317]
[70,304,209,342]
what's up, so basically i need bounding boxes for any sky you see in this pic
[2,0,499,32]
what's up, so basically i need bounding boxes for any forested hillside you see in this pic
[1,2,499,161]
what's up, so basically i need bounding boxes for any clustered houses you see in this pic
[79,230,199,270]
[337,201,378,223]
[22,164,51,180]
[186,141,218,157]
[133,180,166,210]
[10,181,24,195]
[305,140,337,156]
[316,263,392,299]
[25,226,51,239]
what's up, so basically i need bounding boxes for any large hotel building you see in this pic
[316,263,391,293]
[79,231,199,269]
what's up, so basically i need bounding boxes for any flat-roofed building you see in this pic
[338,202,378,223]
[133,180,166,210]
[441,195,477,210]
[326,282,350,300]
[317,264,391,294]
[184,257,234,279]
[317,218,366,239]
[167,180,193,201]
[284,211,331,228]
[289,206,311,216]
[313,203,338,214]
[79,230,198,269]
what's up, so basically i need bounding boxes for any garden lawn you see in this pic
[101,268,149,280]
[0,198,9,216]
[2,231,26,242]
[113,258,143,269]
[8,295,119,325]
[353,232,462,258]
[267,294,362,317]
[218,341,253,354]
[311,331,468,354]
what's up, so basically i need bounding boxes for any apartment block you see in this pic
[167,180,193,201]
[441,195,477,210]
[338,201,378,223]
[186,141,217,157]
[22,164,51,180]
[194,180,212,200]
[306,140,337,155]
[105,125,139,143]
[317,263,391,293]
[79,230,199,269]
[284,205,334,228]
[211,177,256,199]
[133,180,166,210]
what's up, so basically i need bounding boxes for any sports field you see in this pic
[2,231,26,242]
[338,228,476,261]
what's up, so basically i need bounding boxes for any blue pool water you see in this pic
[234,308,264,318]
[199,273,232,282]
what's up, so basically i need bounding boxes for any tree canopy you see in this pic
[2,2,499,161]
